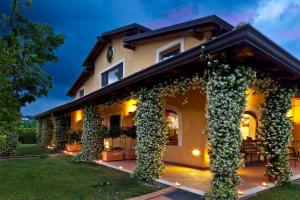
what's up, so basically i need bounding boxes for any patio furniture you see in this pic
[242,139,260,166]
[290,140,300,157]
[123,149,136,160]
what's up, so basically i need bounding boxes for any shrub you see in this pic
[19,128,37,144]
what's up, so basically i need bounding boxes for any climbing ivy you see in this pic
[52,114,66,150]
[204,54,256,199]
[257,84,296,184]
[72,104,103,163]
[37,118,53,148]
[133,73,205,182]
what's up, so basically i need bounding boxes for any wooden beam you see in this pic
[188,29,204,41]
[123,43,135,50]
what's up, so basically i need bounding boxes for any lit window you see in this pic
[79,89,84,97]
[101,62,123,87]
[159,44,180,61]
[165,109,179,145]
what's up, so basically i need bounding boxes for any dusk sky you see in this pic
[1,0,300,116]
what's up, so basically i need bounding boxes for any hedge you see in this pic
[19,128,37,144]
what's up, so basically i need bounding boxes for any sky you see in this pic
[1,0,300,116]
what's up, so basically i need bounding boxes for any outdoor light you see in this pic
[118,166,123,169]
[127,99,138,114]
[104,141,110,150]
[99,160,103,163]
[174,182,181,186]
[192,149,201,156]
[237,190,244,195]
[262,182,269,187]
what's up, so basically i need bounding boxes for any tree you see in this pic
[2,0,64,106]
[0,0,64,155]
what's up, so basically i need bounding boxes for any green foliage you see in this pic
[133,88,167,182]
[204,53,256,200]
[0,38,20,156]
[257,83,296,184]
[37,118,53,148]
[18,127,36,144]
[1,0,64,106]
[72,105,103,163]
[21,116,37,128]
[52,115,66,150]
[67,130,82,144]
[0,0,63,155]
[121,126,137,138]
[133,73,205,182]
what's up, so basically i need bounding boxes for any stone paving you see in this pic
[100,159,300,197]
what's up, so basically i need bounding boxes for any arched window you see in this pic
[165,105,182,146]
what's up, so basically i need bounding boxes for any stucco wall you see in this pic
[163,89,209,168]
[70,110,83,131]
[75,33,211,98]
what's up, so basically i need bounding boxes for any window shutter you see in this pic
[101,73,107,86]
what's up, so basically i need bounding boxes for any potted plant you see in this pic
[66,130,82,152]
[121,126,136,160]
[100,125,123,161]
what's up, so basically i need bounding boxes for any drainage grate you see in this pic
[165,189,205,200]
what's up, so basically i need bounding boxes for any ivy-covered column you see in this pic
[52,114,66,150]
[37,118,53,148]
[72,104,103,162]
[258,86,296,184]
[133,88,167,182]
[205,62,255,199]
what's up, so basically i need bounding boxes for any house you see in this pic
[36,15,300,198]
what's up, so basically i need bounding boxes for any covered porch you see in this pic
[94,159,300,198]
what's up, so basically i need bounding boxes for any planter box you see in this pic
[102,150,123,162]
[123,149,136,160]
[66,144,81,152]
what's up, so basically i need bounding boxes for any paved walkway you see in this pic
[127,187,204,200]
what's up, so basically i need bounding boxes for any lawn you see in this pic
[16,144,56,156]
[0,157,160,200]
[248,182,300,200]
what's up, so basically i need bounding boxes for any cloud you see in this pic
[254,0,300,23]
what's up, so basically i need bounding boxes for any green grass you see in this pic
[249,183,300,200]
[16,144,55,156]
[0,157,160,200]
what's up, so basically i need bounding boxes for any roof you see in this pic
[36,23,300,119]
[82,23,150,67]
[123,15,234,44]
[68,16,234,97]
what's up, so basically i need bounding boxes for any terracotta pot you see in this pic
[123,149,136,160]
[102,150,124,162]
[66,143,81,152]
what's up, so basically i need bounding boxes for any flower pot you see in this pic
[66,143,81,152]
[123,149,136,160]
[102,150,124,161]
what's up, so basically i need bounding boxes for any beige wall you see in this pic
[163,89,209,168]
[70,110,83,131]
[75,33,211,98]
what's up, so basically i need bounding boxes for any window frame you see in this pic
[156,38,184,63]
[100,59,125,88]
[165,105,183,147]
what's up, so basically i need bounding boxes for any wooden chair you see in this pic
[242,139,259,166]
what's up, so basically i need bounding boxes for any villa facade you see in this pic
[36,15,300,198]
